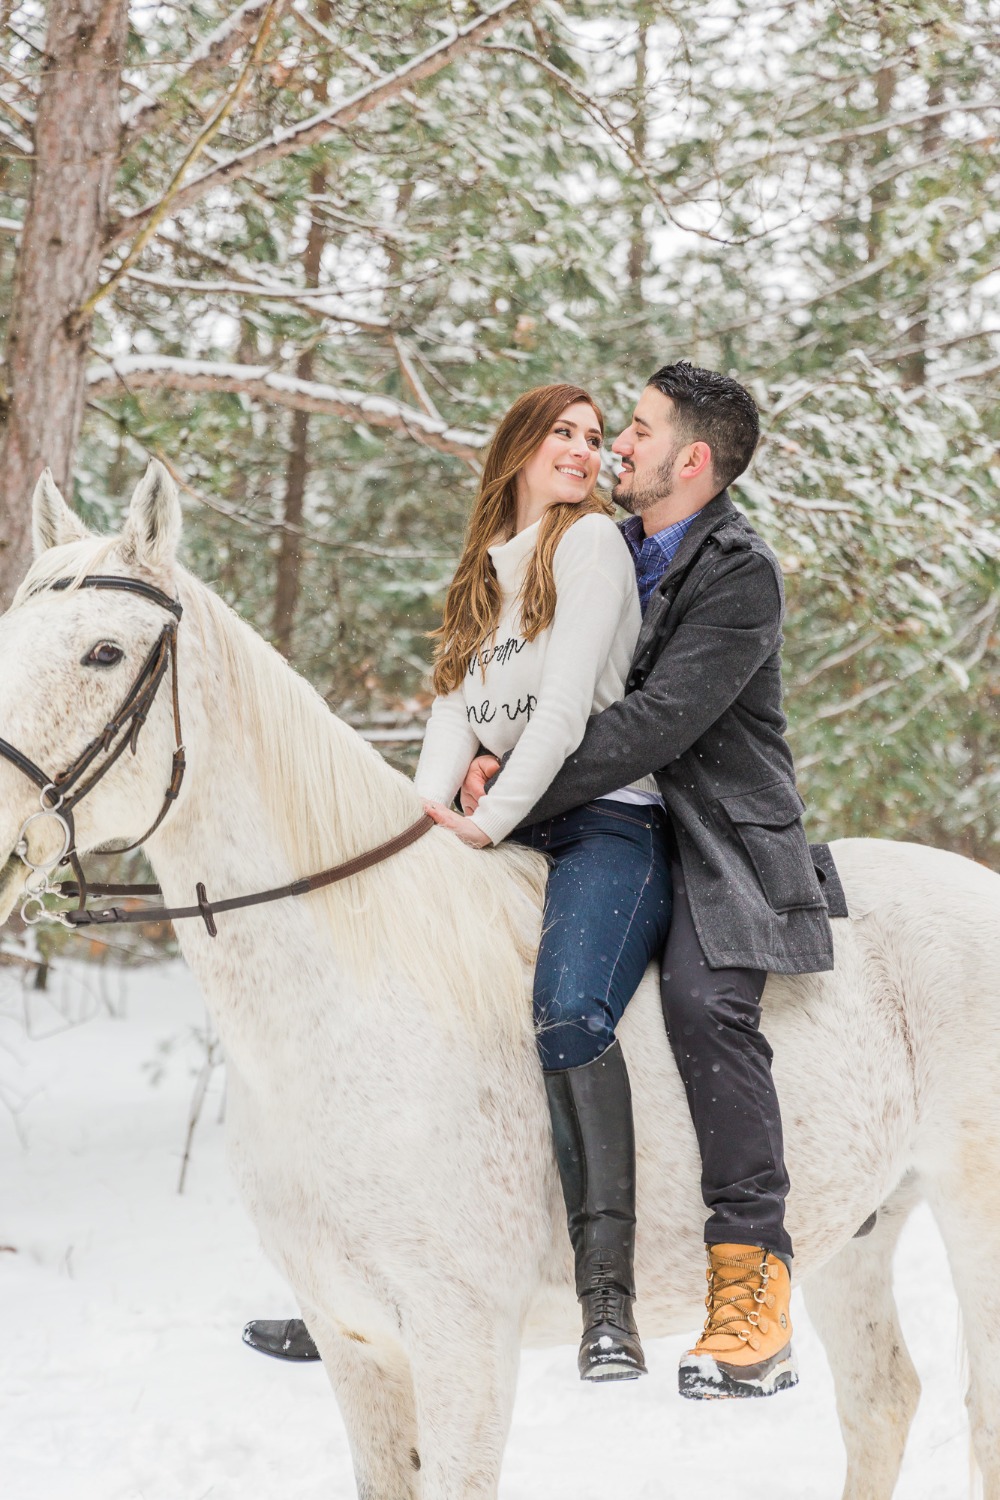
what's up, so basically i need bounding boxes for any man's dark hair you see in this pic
[646,361,760,491]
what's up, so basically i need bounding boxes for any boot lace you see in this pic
[589,1284,626,1323]
[700,1248,771,1348]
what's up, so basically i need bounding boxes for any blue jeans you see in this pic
[508,801,673,1071]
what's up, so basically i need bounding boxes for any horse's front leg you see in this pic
[404,1293,523,1500]
[306,1311,421,1500]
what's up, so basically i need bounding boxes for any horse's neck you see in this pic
[142,594,409,1044]
[150,587,406,890]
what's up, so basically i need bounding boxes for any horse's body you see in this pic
[2,466,999,1499]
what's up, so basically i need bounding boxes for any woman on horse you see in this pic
[417,383,671,1381]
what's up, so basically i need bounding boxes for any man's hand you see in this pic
[423,800,492,848]
[460,754,501,815]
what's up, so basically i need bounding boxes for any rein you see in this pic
[3,573,433,936]
[58,814,434,935]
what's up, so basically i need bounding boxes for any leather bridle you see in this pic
[2,573,432,936]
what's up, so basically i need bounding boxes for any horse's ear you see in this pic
[121,460,181,573]
[32,469,91,555]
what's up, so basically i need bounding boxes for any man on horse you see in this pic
[245,361,834,1399]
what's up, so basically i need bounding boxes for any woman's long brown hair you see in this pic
[432,384,612,695]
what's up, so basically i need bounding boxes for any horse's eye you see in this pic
[83,641,124,668]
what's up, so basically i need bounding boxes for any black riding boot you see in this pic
[544,1040,647,1381]
[242,1318,320,1361]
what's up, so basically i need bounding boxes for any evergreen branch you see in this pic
[104,0,526,253]
[790,631,883,691]
[86,355,487,462]
[875,327,1000,365]
[877,606,998,742]
[122,0,277,139]
[124,268,391,333]
[684,102,1000,204]
[928,355,1000,386]
[799,599,999,731]
[155,458,455,562]
[392,334,442,423]
[0,96,33,152]
[481,42,736,246]
[0,70,36,126]
[80,0,286,322]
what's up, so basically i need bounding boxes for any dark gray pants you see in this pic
[659,857,793,1261]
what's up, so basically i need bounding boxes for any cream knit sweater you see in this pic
[415,512,659,844]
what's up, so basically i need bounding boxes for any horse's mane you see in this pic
[17,539,546,1044]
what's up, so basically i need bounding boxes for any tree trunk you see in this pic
[0,0,128,608]
[627,6,650,293]
[866,59,896,277]
[272,0,331,657]
[271,188,325,658]
[899,78,945,389]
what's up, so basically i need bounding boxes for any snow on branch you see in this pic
[86,355,487,462]
[105,0,525,252]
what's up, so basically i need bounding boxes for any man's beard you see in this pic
[612,449,680,514]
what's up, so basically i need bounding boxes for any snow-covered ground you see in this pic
[1,961,971,1499]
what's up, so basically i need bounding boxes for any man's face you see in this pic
[611,386,686,514]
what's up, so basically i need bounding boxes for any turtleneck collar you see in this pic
[487,518,541,590]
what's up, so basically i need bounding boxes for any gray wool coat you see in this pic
[512,489,835,975]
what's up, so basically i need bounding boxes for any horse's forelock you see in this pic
[12,536,128,609]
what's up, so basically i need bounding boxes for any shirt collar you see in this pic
[619,510,698,557]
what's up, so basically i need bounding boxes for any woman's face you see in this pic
[517,402,603,512]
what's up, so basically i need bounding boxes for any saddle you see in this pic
[809,843,848,919]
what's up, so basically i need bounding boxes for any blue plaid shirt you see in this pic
[619,512,699,614]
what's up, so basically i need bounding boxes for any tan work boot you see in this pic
[678,1243,798,1400]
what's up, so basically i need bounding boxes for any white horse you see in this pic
[2,462,999,1500]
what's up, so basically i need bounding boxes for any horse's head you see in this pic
[0,461,185,924]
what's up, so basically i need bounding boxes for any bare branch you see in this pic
[105,0,526,252]
[86,354,487,461]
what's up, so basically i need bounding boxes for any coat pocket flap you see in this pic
[717,782,806,828]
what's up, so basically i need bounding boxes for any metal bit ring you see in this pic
[15,808,72,873]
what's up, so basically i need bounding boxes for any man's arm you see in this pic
[513,548,783,827]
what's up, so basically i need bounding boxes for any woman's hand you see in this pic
[423,800,492,848]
